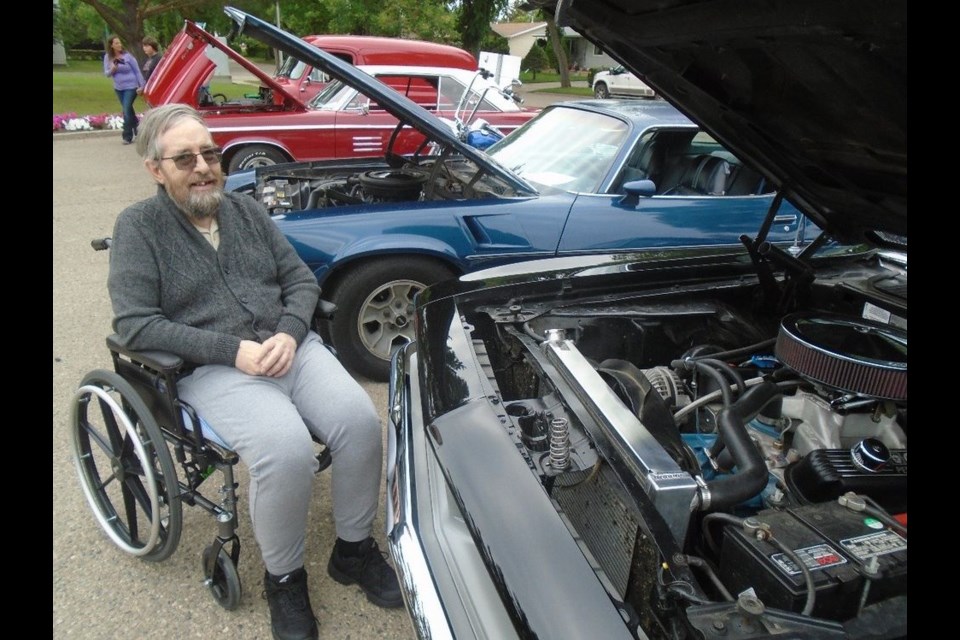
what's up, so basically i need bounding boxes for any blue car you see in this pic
[226,15,812,381]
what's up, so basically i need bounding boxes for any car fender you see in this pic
[218,138,293,164]
[322,234,468,285]
[276,193,560,288]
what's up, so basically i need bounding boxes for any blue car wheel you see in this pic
[329,258,456,381]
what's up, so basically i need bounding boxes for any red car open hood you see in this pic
[144,20,306,111]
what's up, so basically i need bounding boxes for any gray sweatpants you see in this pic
[177,331,382,576]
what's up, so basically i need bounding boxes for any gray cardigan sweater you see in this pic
[108,186,320,366]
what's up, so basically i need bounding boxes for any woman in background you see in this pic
[103,34,145,145]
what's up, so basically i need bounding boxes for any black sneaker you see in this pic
[262,567,319,640]
[327,538,403,608]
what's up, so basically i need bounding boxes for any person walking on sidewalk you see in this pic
[108,103,403,640]
[103,34,145,145]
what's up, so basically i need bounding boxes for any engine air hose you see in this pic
[715,447,734,472]
[703,381,780,510]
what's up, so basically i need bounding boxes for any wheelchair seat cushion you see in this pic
[182,408,231,449]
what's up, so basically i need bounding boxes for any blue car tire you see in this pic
[329,258,456,381]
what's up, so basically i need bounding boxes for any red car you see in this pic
[274,34,478,103]
[145,21,539,173]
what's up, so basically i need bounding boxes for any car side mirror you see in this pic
[620,179,657,205]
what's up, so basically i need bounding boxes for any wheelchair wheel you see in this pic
[71,369,183,562]
[203,544,242,610]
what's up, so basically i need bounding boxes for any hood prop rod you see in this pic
[754,190,784,246]
[738,190,786,301]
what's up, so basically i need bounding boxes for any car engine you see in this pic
[248,155,518,216]
[467,251,907,639]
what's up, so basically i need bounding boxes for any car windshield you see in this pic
[308,79,354,110]
[308,72,506,114]
[487,107,628,193]
[276,55,304,80]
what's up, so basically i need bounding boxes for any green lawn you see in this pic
[54,60,596,116]
[529,85,594,97]
[519,70,591,84]
[53,59,253,116]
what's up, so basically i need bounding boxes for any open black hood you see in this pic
[546,0,906,245]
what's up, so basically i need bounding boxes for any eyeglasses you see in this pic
[158,147,223,171]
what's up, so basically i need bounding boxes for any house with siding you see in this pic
[489,21,617,70]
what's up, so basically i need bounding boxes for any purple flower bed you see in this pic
[53,112,140,132]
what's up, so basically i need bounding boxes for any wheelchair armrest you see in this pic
[106,334,185,375]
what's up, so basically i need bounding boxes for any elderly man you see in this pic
[108,103,402,640]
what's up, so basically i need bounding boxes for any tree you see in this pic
[54,2,62,45]
[520,42,547,80]
[76,0,268,64]
[59,0,111,50]
[69,1,466,64]
[542,12,570,87]
[308,0,456,42]
[453,0,509,57]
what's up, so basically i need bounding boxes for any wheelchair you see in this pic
[70,238,335,610]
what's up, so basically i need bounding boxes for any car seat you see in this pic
[663,155,732,196]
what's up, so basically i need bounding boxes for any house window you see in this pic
[593,44,603,56]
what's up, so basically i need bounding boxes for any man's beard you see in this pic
[171,179,224,220]
[183,187,223,220]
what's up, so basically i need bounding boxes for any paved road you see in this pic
[52,132,413,640]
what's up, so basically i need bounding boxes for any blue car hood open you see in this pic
[222,6,536,196]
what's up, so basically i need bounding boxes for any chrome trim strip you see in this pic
[386,345,456,640]
[209,124,399,133]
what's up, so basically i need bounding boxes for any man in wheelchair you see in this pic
[107,103,401,640]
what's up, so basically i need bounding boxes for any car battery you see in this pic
[718,501,907,620]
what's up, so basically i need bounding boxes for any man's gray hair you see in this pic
[135,104,208,161]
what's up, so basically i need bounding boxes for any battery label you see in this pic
[840,530,907,560]
[771,543,847,576]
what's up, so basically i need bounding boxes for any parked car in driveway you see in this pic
[273,34,478,102]
[144,20,535,172]
[593,64,655,99]
[384,0,907,639]
[227,94,814,381]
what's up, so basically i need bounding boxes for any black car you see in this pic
[385,1,907,639]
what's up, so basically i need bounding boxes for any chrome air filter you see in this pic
[775,312,907,401]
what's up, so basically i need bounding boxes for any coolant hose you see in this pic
[703,381,780,510]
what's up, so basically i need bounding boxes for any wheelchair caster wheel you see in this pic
[71,370,182,561]
[203,544,242,610]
